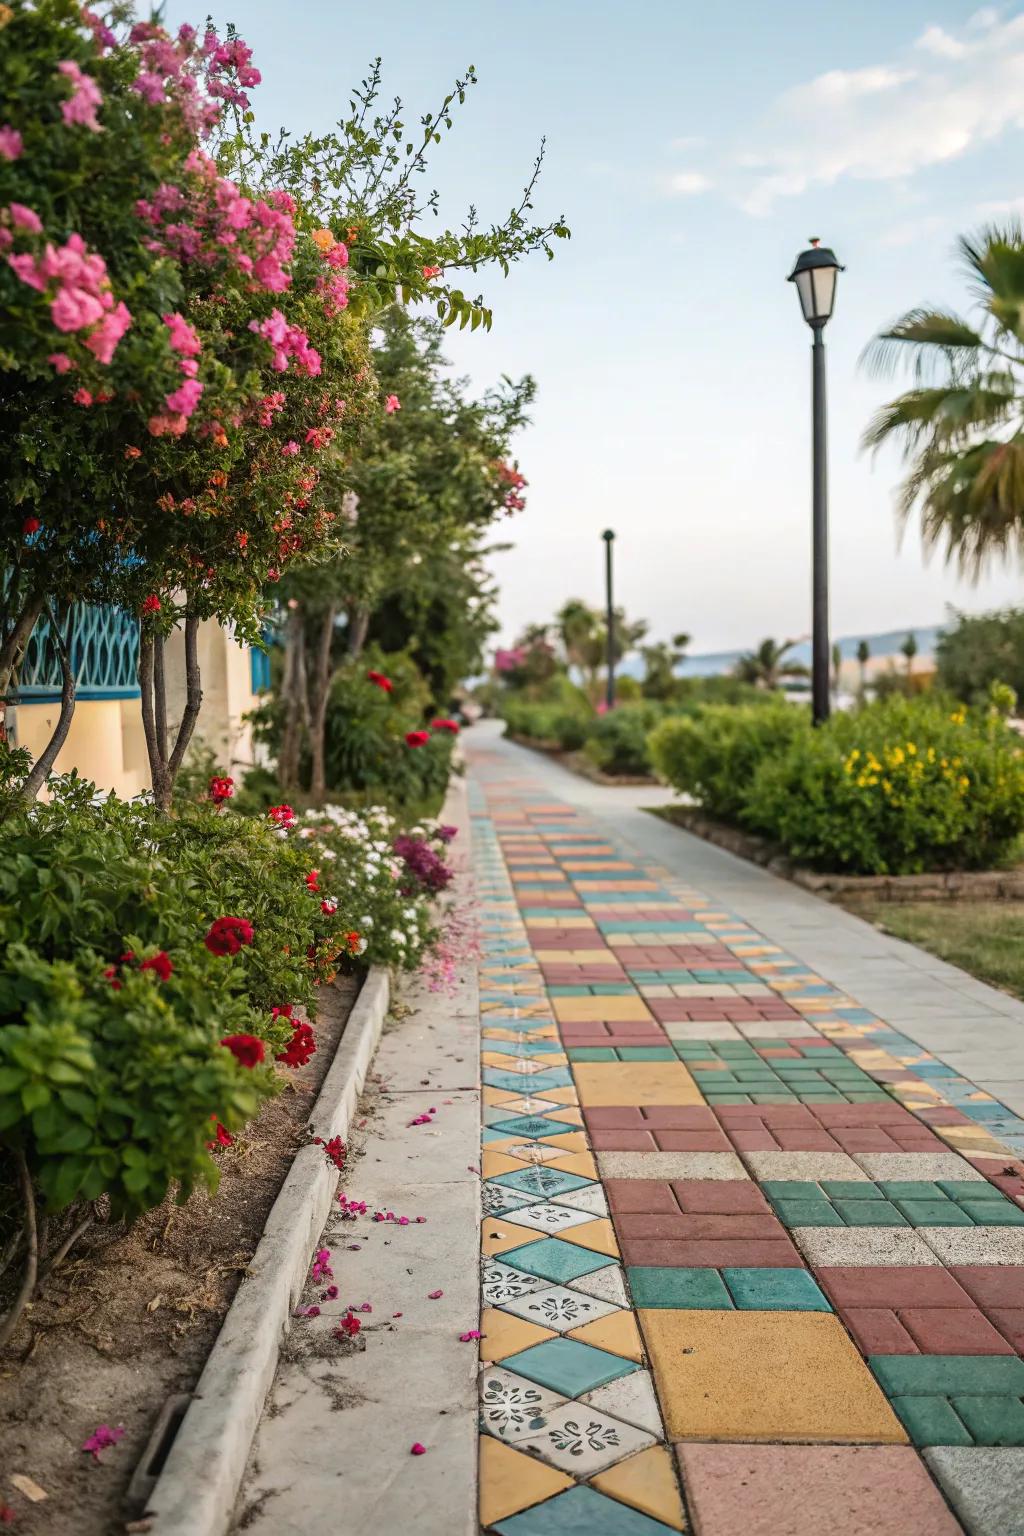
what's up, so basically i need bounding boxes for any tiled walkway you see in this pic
[467,738,1024,1536]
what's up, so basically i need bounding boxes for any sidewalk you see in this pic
[467,722,1024,1536]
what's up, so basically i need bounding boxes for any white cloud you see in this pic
[665,170,712,195]
[976,194,1024,217]
[740,12,1024,215]
[669,135,705,152]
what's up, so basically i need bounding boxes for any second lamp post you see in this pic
[787,238,843,725]
[602,528,615,710]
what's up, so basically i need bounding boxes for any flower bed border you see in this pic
[144,964,391,1536]
[651,804,1024,903]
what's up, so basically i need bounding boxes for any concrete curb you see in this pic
[144,965,391,1536]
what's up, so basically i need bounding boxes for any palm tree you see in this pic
[856,638,871,695]
[641,632,691,700]
[735,637,809,691]
[901,631,918,679]
[863,224,1024,576]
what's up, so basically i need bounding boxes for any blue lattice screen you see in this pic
[15,603,140,701]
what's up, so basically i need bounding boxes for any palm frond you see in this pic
[860,309,984,383]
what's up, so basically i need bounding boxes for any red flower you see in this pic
[124,445,142,460]
[22,516,40,536]
[405,730,430,748]
[271,1003,294,1022]
[367,670,393,692]
[103,965,122,992]
[220,1033,265,1069]
[267,803,296,828]
[140,951,173,981]
[315,1134,346,1169]
[209,774,234,805]
[345,931,362,955]
[430,718,460,734]
[276,1020,316,1068]
[141,594,161,614]
[305,869,320,892]
[205,915,255,956]
[335,1311,361,1338]
[206,1117,234,1149]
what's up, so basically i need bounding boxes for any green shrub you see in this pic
[500,693,592,749]
[648,701,808,823]
[745,698,1024,874]
[583,704,664,776]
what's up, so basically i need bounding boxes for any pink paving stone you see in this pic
[640,1107,720,1127]
[806,1104,919,1127]
[671,1180,772,1215]
[900,1307,1015,1355]
[916,1106,976,1126]
[773,1129,843,1152]
[676,1444,964,1536]
[840,1308,920,1355]
[605,1179,680,1214]
[653,1130,735,1152]
[988,1309,1024,1352]
[829,1130,911,1153]
[727,1128,781,1153]
[583,1107,645,1127]
[589,1130,659,1151]
[818,1267,976,1310]
[717,1105,821,1128]
[615,1212,786,1241]
[948,1266,1024,1310]
[621,1237,802,1267]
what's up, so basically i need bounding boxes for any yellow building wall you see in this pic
[14,621,261,799]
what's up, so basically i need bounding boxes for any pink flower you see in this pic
[163,311,201,356]
[0,126,22,162]
[384,394,401,414]
[73,387,93,407]
[82,1424,125,1461]
[422,265,441,279]
[281,440,300,456]
[410,1443,426,1456]
[311,1247,333,1283]
[8,252,44,292]
[9,203,42,234]
[47,352,73,374]
[51,286,103,333]
[165,379,204,417]
[57,61,103,132]
[459,1330,482,1342]
[85,301,132,364]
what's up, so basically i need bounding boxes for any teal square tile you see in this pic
[501,1238,612,1284]
[877,1181,947,1202]
[870,1354,1024,1397]
[567,1048,617,1062]
[722,1267,831,1310]
[958,1199,1024,1226]
[951,1395,1024,1446]
[833,1199,909,1227]
[890,1395,973,1449]
[628,1266,732,1309]
[750,1091,799,1104]
[616,1047,677,1061]
[703,1093,752,1104]
[820,1181,881,1200]
[797,1091,846,1102]
[772,1199,844,1227]
[492,1485,680,1536]
[500,1338,638,1398]
[894,1200,971,1226]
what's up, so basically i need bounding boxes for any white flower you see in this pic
[360,916,373,927]
[390,928,406,944]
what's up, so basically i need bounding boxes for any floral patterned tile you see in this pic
[500,1283,619,1333]
[528,1401,655,1475]
[482,1259,551,1306]
[503,1202,600,1234]
[479,1366,566,1446]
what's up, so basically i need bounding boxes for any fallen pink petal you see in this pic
[81,1424,125,1461]
[427,1289,443,1299]
[458,1330,482,1342]
[410,1442,426,1456]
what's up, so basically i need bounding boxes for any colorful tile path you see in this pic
[468,746,1024,1536]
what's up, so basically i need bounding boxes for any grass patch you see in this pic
[846,899,1024,1001]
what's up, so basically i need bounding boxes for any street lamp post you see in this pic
[787,238,844,726]
[602,529,615,710]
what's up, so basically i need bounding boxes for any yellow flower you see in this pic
[906,742,917,755]
[950,709,966,725]
[0,5,12,26]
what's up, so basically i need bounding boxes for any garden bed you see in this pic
[650,804,1024,903]
[0,974,360,1536]
[505,734,659,787]
[838,898,1024,1002]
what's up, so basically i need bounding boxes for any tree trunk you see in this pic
[308,602,337,806]
[0,1151,38,1351]
[139,608,204,812]
[279,604,308,793]
[21,603,77,802]
[346,603,370,658]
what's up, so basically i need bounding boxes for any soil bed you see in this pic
[0,973,359,1536]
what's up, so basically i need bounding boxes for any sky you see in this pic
[171,0,1024,653]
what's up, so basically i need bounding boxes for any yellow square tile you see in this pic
[574,1061,704,1107]
[640,1310,907,1443]
[553,996,652,1023]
